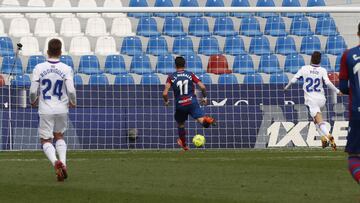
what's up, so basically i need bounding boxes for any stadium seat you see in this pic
[19,37,42,56]
[188,17,211,37]
[105,55,127,74]
[26,55,45,73]
[88,74,109,85]
[140,74,161,85]
[103,0,126,18]
[9,18,32,38]
[51,0,75,18]
[44,37,67,55]
[256,0,277,18]
[85,18,109,37]
[328,72,339,85]
[198,73,212,84]
[231,0,252,18]
[146,36,169,56]
[249,36,271,55]
[156,54,175,74]
[284,54,305,73]
[154,0,177,18]
[184,54,205,74]
[1,0,23,19]
[214,17,238,37]
[11,75,31,87]
[162,17,186,37]
[290,17,314,36]
[335,54,341,72]
[240,16,262,37]
[111,17,135,37]
[218,74,238,84]
[26,0,48,19]
[78,55,102,75]
[74,74,83,85]
[1,56,23,74]
[325,35,347,55]
[173,36,194,55]
[300,35,321,55]
[114,74,135,85]
[0,20,6,37]
[269,73,289,84]
[281,0,303,18]
[69,36,93,56]
[34,18,57,37]
[275,36,297,55]
[258,54,281,73]
[306,0,329,18]
[264,16,287,37]
[136,17,160,37]
[95,36,118,56]
[243,73,263,84]
[179,0,203,18]
[60,55,74,69]
[128,0,152,18]
[77,0,100,18]
[198,36,221,56]
[224,36,246,55]
[60,18,84,37]
[121,36,143,56]
[0,37,14,56]
[130,54,153,74]
[320,54,333,72]
[205,0,226,18]
[232,54,256,74]
[207,55,232,74]
[315,17,338,36]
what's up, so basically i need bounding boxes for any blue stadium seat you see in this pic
[60,55,74,69]
[243,73,263,84]
[281,0,303,18]
[173,36,194,55]
[78,55,102,75]
[256,0,277,18]
[128,0,152,18]
[162,17,186,37]
[26,55,45,73]
[275,36,297,55]
[335,54,341,72]
[325,35,347,55]
[231,0,252,18]
[89,74,109,85]
[306,0,329,18]
[74,74,83,85]
[320,54,333,72]
[130,54,153,74]
[264,16,287,37]
[258,54,281,73]
[214,17,237,37]
[11,74,31,87]
[198,36,221,56]
[146,36,169,56]
[114,74,135,85]
[184,54,205,74]
[121,36,143,56]
[154,0,177,18]
[198,73,212,84]
[232,54,256,74]
[218,74,238,84]
[300,35,321,55]
[205,0,226,17]
[0,37,14,56]
[240,16,262,37]
[284,54,305,73]
[315,17,338,36]
[188,17,211,37]
[136,17,160,37]
[104,55,127,75]
[1,56,22,74]
[269,73,289,84]
[290,16,314,36]
[140,73,161,85]
[249,36,271,55]
[156,54,175,74]
[224,36,246,55]
[179,0,203,18]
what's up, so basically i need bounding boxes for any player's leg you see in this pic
[191,103,216,128]
[53,114,68,179]
[346,120,360,184]
[175,109,189,151]
[314,112,336,150]
[39,115,58,166]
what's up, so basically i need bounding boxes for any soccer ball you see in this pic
[192,134,205,147]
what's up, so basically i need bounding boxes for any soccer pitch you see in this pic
[0,149,358,203]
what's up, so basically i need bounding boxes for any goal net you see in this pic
[0,1,358,150]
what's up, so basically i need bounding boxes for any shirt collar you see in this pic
[47,58,60,64]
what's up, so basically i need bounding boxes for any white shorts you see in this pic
[305,98,326,118]
[38,114,68,139]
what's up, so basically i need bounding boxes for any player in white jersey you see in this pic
[30,39,76,181]
[284,51,342,150]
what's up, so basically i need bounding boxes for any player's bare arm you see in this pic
[197,81,208,105]
[162,82,171,106]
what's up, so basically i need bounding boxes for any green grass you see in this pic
[0,149,358,203]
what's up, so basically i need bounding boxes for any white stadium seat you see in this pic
[69,36,93,56]
[1,0,23,18]
[9,18,32,37]
[60,18,84,37]
[26,0,49,19]
[43,37,67,55]
[102,0,126,18]
[85,17,109,37]
[0,19,7,36]
[95,36,118,56]
[111,17,135,37]
[77,0,100,18]
[51,0,75,18]
[19,37,42,56]
[34,18,58,37]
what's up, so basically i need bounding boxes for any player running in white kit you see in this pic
[284,51,342,150]
[30,39,76,181]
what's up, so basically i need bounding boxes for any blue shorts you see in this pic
[175,102,205,123]
[345,119,360,154]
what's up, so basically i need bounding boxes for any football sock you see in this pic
[178,127,186,145]
[43,142,57,166]
[316,122,328,137]
[55,139,67,166]
[348,156,360,184]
